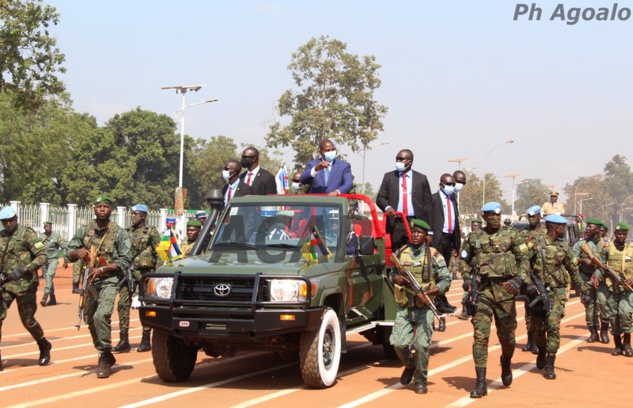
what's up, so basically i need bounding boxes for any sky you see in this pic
[50,0,633,204]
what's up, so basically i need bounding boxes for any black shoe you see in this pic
[470,367,487,398]
[400,366,415,385]
[97,352,116,378]
[536,348,546,369]
[47,294,57,306]
[137,332,151,352]
[40,293,49,307]
[543,354,556,380]
[415,383,428,394]
[500,355,512,386]
[600,330,610,344]
[113,332,131,353]
[37,338,52,366]
[587,331,599,343]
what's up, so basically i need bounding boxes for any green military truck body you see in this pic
[140,194,398,388]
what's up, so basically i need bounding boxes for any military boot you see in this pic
[457,308,469,320]
[400,366,415,385]
[623,333,633,357]
[469,367,487,398]
[47,293,57,306]
[536,347,546,369]
[612,334,623,356]
[522,334,535,352]
[543,354,556,380]
[113,332,131,353]
[137,331,151,352]
[40,293,49,307]
[500,354,513,386]
[600,322,610,344]
[37,337,52,366]
[96,351,116,378]
[72,282,80,294]
[587,326,599,343]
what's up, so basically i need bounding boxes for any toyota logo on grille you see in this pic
[214,283,231,297]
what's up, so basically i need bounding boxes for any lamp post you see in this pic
[482,140,514,206]
[357,141,389,194]
[575,192,588,215]
[448,158,470,170]
[573,179,586,214]
[578,196,593,214]
[504,174,523,220]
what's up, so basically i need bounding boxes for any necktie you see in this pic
[446,195,453,233]
[246,172,253,185]
[401,174,408,217]
[324,167,330,184]
[227,186,233,202]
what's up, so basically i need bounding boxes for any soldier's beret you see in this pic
[481,202,502,214]
[0,206,17,220]
[410,219,431,231]
[545,214,567,225]
[615,222,629,231]
[43,221,53,226]
[131,204,148,213]
[166,217,176,224]
[94,195,114,206]
[549,191,559,196]
[586,218,602,226]
[195,211,207,219]
[472,219,483,224]
[526,205,541,216]
[187,220,202,228]
[600,222,609,230]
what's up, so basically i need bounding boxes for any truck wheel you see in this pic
[299,307,341,388]
[152,331,198,382]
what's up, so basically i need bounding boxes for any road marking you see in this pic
[3,334,144,359]
[2,318,141,339]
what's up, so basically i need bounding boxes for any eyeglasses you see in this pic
[223,167,230,171]
[395,156,408,161]
[442,182,456,186]
[241,155,255,159]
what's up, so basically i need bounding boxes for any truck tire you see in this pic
[152,331,198,382]
[299,307,341,388]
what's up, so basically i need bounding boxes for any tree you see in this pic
[515,178,548,216]
[0,0,66,110]
[266,36,388,167]
[457,171,508,217]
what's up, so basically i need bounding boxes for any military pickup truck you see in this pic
[139,194,399,388]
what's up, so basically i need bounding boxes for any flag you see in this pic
[157,226,183,262]
[301,226,331,262]
[276,164,289,194]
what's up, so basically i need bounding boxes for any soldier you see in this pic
[571,218,609,343]
[389,219,451,395]
[72,257,84,294]
[518,206,545,354]
[39,221,68,306]
[0,206,52,371]
[541,191,565,215]
[65,196,131,378]
[599,222,610,243]
[195,210,207,225]
[457,218,482,320]
[460,202,529,398]
[113,204,160,354]
[602,221,633,356]
[525,215,588,380]
[181,220,202,256]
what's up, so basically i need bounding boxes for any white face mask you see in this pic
[395,162,406,172]
[442,185,455,195]
[291,182,301,190]
[222,170,231,181]
[323,150,337,162]
[455,182,464,192]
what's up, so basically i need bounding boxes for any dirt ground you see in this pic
[1,261,631,407]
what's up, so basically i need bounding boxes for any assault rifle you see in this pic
[464,251,508,316]
[118,267,135,295]
[389,253,446,332]
[581,244,633,292]
[76,247,98,330]
[528,270,552,312]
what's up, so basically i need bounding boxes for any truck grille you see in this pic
[178,276,260,303]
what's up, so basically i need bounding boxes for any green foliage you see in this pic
[266,36,388,167]
[515,178,549,216]
[0,0,66,110]
[458,171,508,216]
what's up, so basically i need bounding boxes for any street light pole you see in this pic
[504,174,523,220]
[482,140,514,206]
[573,179,585,214]
[579,197,593,214]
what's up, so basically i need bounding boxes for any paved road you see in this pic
[2,264,630,407]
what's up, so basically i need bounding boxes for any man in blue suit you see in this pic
[300,139,353,196]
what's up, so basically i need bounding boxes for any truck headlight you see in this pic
[269,279,307,302]
[146,277,174,299]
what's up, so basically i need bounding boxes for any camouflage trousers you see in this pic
[580,274,608,328]
[84,277,118,352]
[607,289,633,335]
[472,286,517,368]
[116,279,150,334]
[42,258,59,295]
[0,288,45,343]
[531,287,567,354]
[390,305,434,384]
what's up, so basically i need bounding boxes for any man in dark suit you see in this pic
[300,139,353,196]
[376,149,433,251]
[239,147,277,195]
[431,173,461,313]
[222,159,254,206]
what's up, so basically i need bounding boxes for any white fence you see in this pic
[0,201,206,240]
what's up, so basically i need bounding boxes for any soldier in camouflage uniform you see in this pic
[525,215,588,380]
[518,206,545,354]
[113,204,160,353]
[65,196,131,378]
[181,219,202,256]
[460,202,529,398]
[571,218,609,343]
[389,219,451,395]
[457,219,482,320]
[0,206,52,371]
[39,221,68,307]
[601,221,633,357]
